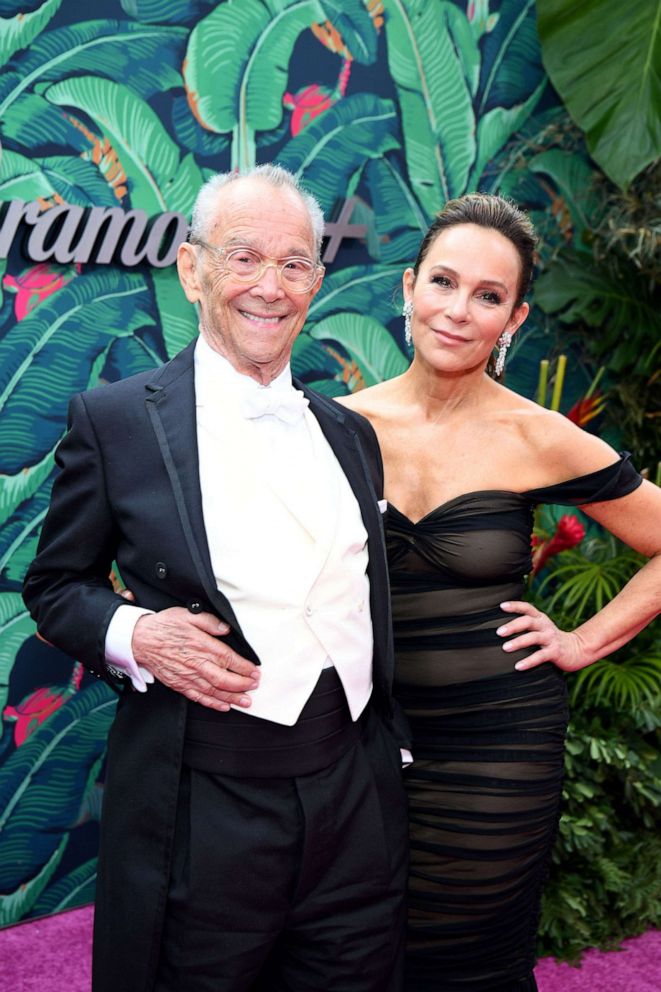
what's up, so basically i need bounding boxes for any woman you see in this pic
[338,194,661,991]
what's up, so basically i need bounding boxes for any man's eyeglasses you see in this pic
[191,240,324,293]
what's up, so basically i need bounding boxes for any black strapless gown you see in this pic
[386,455,642,992]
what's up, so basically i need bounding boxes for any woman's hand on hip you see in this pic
[497,601,586,672]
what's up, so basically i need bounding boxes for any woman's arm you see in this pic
[498,419,661,672]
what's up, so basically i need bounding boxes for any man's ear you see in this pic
[177,243,201,304]
[307,266,325,302]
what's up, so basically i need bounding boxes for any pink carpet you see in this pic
[1,905,660,990]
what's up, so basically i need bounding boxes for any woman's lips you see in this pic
[433,328,469,345]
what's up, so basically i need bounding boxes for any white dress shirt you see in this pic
[105,336,374,726]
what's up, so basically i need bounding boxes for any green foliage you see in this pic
[384,0,477,208]
[535,253,659,377]
[0,20,188,122]
[184,0,327,170]
[40,75,202,213]
[310,312,408,386]
[0,269,156,473]
[534,534,643,620]
[279,93,400,211]
[0,594,35,734]
[0,0,655,944]
[308,262,403,326]
[0,682,117,920]
[29,856,97,917]
[0,834,68,927]
[316,0,379,65]
[531,521,661,957]
[119,0,213,23]
[364,157,428,263]
[569,648,661,714]
[538,711,661,960]
[536,0,661,190]
[512,108,659,465]
[533,154,661,465]
[0,0,62,67]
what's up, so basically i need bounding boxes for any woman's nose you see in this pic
[447,291,470,321]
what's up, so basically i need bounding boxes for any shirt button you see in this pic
[187,599,203,614]
[304,604,313,617]
[155,562,168,579]
[357,600,365,612]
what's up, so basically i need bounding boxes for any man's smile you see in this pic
[238,309,287,324]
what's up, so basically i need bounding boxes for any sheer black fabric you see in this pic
[388,455,642,991]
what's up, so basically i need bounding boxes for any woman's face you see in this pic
[404,223,529,374]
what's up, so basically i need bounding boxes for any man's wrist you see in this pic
[105,604,155,691]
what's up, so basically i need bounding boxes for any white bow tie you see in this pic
[242,386,310,424]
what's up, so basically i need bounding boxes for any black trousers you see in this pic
[154,712,408,992]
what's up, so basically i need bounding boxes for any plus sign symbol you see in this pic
[321,197,367,263]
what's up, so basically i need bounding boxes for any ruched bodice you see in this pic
[387,492,534,581]
[388,493,533,689]
[388,456,642,991]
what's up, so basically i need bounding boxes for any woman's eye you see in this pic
[431,274,452,287]
[479,291,501,305]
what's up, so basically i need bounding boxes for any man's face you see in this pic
[178,178,323,383]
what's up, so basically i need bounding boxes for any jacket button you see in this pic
[187,599,203,614]
[155,562,168,579]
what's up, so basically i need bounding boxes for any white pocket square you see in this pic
[377,499,388,514]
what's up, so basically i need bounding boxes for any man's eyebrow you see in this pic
[429,264,509,294]
[221,236,314,257]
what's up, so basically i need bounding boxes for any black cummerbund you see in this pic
[183,667,360,777]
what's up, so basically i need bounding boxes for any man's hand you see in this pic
[132,608,260,712]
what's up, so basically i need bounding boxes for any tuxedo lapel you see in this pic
[302,386,382,543]
[301,385,394,690]
[143,343,244,635]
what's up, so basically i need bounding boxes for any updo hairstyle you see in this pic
[412,193,538,309]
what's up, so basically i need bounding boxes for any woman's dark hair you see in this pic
[413,193,538,308]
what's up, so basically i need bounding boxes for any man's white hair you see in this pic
[189,164,325,261]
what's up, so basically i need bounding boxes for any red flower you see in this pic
[3,662,84,747]
[566,392,607,427]
[3,262,79,320]
[532,514,586,575]
[283,84,335,135]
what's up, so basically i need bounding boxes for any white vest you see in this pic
[195,339,373,726]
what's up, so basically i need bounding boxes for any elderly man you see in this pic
[23,165,408,992]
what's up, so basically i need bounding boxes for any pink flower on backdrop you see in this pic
[3,662,84,747]
[532,514,586,575]
[3,262,80,321]
[283,84,335,136]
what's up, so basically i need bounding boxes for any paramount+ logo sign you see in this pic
[0,198,189,268]
[0,192,366,269]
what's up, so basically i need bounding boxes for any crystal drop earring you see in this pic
[494,331,512,377]
[403,300,413,346]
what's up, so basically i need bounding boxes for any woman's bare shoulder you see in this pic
[335,379,404,423]
[495,387,620,479]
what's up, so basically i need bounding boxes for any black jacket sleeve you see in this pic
[23,392,125,680]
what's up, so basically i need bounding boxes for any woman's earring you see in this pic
[495,331,512,377]
[403,300,413,346]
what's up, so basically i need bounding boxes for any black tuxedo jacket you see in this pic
[23,339,406,992]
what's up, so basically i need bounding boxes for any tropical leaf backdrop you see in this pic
[0,0,628,927]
